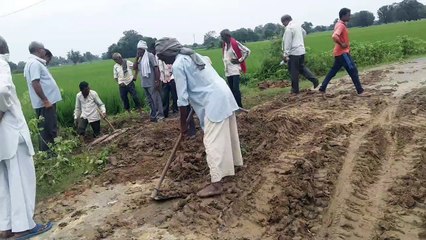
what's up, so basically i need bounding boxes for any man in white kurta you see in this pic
[155,38,243,198]
[0,36,51,239]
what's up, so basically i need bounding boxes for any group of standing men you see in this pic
[112,40,179,122]
[0,7,369,239]
[112,35,250,123]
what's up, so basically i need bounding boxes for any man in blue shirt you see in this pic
[24,41,62,152]
[156,38,244,198]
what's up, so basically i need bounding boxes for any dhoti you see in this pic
[0,136,36,232]
[204,113,243,183]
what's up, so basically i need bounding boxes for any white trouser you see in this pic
[0,136,36,232]
[204,113,243,183]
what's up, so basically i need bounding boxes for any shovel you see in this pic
[151,108,194,201]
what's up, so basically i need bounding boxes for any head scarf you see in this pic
[136,40,151,77]
[155,37,205,70]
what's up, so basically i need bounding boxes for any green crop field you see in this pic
[12,20,426,125]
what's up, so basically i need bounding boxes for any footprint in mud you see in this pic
[70,209,87,220]
[58,222,68,228]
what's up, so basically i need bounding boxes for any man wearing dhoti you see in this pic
[0,36,52,240]
[155,37,244,198]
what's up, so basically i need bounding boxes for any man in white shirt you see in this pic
[112,53,142,113]
[74,81,106,138]
[0,36,52,240]
[220,30,250,108]
[281,15,319,94]
[24,41,62,152]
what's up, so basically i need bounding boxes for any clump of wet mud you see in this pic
[258,80,291,90]
[268,124,352,239]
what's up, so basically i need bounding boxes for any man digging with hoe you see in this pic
[155,38,244,197]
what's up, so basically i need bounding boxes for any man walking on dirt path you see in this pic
[112,53,143,114]
[74,81,106,138]
[281,15,319,94]
[319,8,369,97]
[24,41,62,152]
[220,29,250,108]
[156,37,243,198]
[0,36,53,240]
[134,40,164,122]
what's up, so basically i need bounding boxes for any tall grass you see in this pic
[12,20,426,125]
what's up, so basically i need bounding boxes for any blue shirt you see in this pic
[24,55,62,109]
[173,54,239,129]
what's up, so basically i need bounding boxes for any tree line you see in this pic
[9,50,100,73]
[203,0,426,45]
[7,0,426,70]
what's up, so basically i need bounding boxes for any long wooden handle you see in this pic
[151,133,183,196]
[151,108,195,198]
[97,109,115,131]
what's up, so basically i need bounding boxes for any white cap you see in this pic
[137,40,147,49]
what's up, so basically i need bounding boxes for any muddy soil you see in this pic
[258,80,291,90]
[35,59,426,240]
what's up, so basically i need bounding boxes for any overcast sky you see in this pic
[1,0,424,62]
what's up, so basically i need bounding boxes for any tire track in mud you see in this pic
[318,100,417,239]
[155,94,365,240]
[375,88,426,240]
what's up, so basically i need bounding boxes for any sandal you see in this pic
[15,222,53,240]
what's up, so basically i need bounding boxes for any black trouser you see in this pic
[119,82,141,111]
[35,104,58,152]
[227,75,243,108]
[288,54,319,94]
[161,80,178,118]
[77,118,101,138]
[319,53,364,94]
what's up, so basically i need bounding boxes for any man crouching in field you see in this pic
[155,37,244,198]
[74,81,106,138]
[0,36,52,240]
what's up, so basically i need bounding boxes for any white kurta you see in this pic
[203,113,243,183]
[74,90,106,123]
[0,55,36,232]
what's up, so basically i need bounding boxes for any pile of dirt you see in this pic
[258,80,291,90]
[267,124,352,239]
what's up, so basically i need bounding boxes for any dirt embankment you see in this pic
[36,59,426,240]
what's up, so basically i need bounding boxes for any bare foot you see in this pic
[197,182,223,198]
[235,165,246,173]
[0,230,13,239]
[358,91,371,97]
